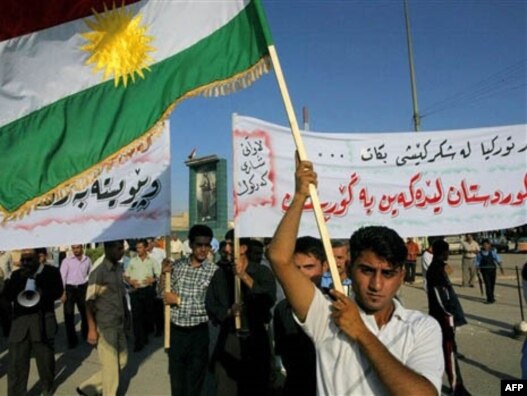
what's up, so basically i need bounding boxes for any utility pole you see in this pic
[404,0,421,132]
[302,106,310,131]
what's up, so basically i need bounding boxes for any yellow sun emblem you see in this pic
[81,4,155,87]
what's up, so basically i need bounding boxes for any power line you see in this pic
[421,59,526,118]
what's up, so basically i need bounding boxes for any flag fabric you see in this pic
[233,115,527,238]
[0,123,171,251]
[0,0,271,221]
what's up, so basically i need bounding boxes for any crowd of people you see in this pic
[0,161,513,396]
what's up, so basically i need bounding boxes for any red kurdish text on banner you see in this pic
[233,115,527,238]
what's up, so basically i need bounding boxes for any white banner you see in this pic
[233,115,527,238]
[0,124,171,250]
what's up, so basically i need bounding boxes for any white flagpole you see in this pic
[164,236,171,349]
[266,44,343,293]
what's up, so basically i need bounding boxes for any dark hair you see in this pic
[248,240,264,263]
[136,239,148,248]
[331,239,348,250]
[225,229,234,241]
[427,236,442,246]
[239,237,251,247]
[481,238,491,245]
[188,224,213,243]
[35,247,47,256]
[432,239,449,256]
[349,226,406,268]
[219,240,227,251]
[238,237,252,256]
[104,240,124,249]
[295,236,327,263]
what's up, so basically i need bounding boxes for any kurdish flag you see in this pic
[0,0,272,220]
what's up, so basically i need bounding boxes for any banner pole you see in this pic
[234,237,242,330]
[267,44,343,293]
[516,266,525,322]
[164,235,172,349]
[231,113,243,329]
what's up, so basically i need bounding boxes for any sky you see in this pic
[169,0,526,214]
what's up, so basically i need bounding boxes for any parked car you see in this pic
[517,237,527,253]
[491,236,510,253]
[444,235,463,255]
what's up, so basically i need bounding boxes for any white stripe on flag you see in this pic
[0,0,248,126]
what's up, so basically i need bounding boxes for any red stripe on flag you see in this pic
[0,0,142,42]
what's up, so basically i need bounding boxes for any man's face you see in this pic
[224,239,233,262]
[466,234,473,242]
[72,245,83,258]
[294,252,326,284]
[37,252,47,264]
[146,239,154,252]
[20,249,39,270]
[136,242,147,257]
[249,244,264,263]
[219,244,229,261]
[106,242,125,263]
[191,236,212,262]
[332,245,349,280]
[350,250,404,315]
[483,242,491,251]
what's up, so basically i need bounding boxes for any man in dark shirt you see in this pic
[426,239,470,396]
[476,239,503,304]
[273,236,327,396]
[206,230,276,396]
[5,248,63,396]
[78,240,128,396]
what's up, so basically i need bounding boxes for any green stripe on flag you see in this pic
[254,0,274,46]
[0,1,269,213]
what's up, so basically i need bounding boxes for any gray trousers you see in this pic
[8,331,55,396]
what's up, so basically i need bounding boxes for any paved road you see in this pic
[0,253,525,395]
[400,253,527,395]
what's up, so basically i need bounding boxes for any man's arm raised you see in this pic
[266,159,317,322]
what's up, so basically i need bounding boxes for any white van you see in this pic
[444,235,463,255]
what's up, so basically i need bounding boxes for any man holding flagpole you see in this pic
[267,159,444,395]
[162,224,217,396]
[205,231,276,396]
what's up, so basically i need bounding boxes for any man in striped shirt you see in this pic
[163,224,217,396]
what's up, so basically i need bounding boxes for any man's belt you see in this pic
[65,282,87,289]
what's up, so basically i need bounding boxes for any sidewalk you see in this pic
[0,253,525,395]
[0,313,171,395]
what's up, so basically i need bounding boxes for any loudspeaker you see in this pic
[17,278,40,308]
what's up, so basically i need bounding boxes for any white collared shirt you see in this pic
[296,288,443,395]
